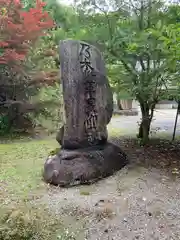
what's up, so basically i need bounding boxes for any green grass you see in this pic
[0,139,59,200]
[107,124,136,137]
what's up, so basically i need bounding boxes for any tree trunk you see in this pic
[138,102,152,145]
[117,99,123,110]
[138,118,151,144]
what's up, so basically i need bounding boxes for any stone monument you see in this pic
[43,40,128,186]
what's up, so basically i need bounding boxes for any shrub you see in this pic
[0,115,10,135]
[29,84,64,134]
[0,204,61,240]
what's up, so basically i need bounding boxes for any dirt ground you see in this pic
[35,138,180,240]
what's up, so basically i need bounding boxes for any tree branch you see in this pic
[109,48,138,77]
[139,57,146,71]
[91,0,114,42]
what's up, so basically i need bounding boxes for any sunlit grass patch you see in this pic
[0,138,59,200]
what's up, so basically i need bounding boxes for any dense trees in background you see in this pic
[0,0,180,143]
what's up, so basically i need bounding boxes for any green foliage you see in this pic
[164,4,180,24]
[0,115,10,135]
[27,39,57,71]
[75,0,180,144]
[0,203,77,240]
[20,0,36,10]
[0,205,61,240]
[108,63,133,100]
[49,147,60,155]
[29,84,64,133]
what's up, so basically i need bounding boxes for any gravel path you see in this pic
[36,110,180,239]
[38,164,180,239]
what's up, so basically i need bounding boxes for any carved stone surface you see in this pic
[43,40,128,187]
[58,40,113,149]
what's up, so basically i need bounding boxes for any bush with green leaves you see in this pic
[0,204,61,240]
[29,83,64,133]
[0,203,80,240]
[0,115,11,136]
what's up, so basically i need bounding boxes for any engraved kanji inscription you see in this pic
[84,72,98,143]
[79,43,93,75]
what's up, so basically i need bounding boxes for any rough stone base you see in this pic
[43,142,128,187]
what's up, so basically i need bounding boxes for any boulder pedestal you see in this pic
[43,142,128,187]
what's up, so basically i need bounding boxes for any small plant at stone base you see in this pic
[80,190,90,196]
[49,148,60,156]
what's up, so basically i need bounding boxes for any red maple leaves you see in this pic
[0,0,54,66]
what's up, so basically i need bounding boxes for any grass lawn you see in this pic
[0,138,59,200]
